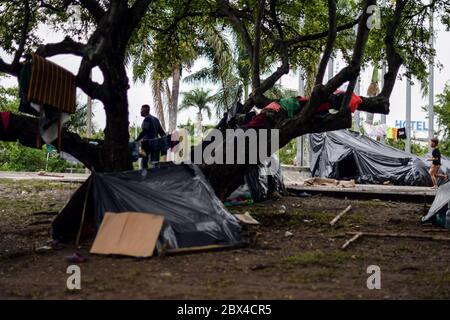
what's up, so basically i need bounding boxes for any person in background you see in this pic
[428,138,448,189]
[135,104,166,168]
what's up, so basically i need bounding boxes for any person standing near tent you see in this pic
[135,104,166,168]
[428,138,448,189]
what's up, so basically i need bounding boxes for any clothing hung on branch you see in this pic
[276,91,362,120]
[27,54,76,113]
[17,54,77,149]
[142,134,180,156]
[397,127,407,139]
[279,97,301,118]
[362,123,387,139]
[0,112,11,132]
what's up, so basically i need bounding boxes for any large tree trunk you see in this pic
[101,96,132,172]
[96,57,133,172]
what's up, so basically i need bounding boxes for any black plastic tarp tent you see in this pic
[242,155,286,202]
[309,130,432,186]
[52,163,245,250]
[422,181,450,228]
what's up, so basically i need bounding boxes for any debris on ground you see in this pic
[234,212,260,225]
[278,205,287,214]
[66,252,88,263]
[330,205,352,227]
[285,231,293,238]
[341,232,363,250]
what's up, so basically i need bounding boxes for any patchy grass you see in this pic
[283,250,358,267]
[287,269,337,284]
[235,209,367,230]
[2,183,450,299]
[0,179,77,192]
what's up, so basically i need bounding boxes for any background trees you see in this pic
[433,83,450,155]
[179,88,215,137]
[1,0,450,196]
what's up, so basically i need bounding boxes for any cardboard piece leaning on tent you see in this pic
[90,212,164,258]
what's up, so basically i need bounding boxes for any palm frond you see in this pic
[183,67,217,84]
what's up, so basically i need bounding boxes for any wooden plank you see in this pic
[165,244,242,256]
[330,205,352,226]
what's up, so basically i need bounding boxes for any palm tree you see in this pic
[365,66,380,126]
[183,28,250,117]
[128,27,197,133]
[179,88,215,137]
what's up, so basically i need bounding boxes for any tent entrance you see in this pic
[337,153,358,180]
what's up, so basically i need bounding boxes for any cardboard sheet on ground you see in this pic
[303,177,356,188]
[90,212,164,257]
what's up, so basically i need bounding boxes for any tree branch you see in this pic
[321,0,375,99]
[315,0,337,86]
[127,0,153,35]
[269,0,283,40]
[380,0,407,98]
[251,0,265,92]
[12,0,31,67]
[283,18,359,46]
[258,40,290,95]
[299,0,375,121]
[357,96,390,114]
[34,37,108,101]
[35,36,86,58]
[216,0,254,61]
[77,0,105,23]
[76,58,108,103]
[0,59,19,77]
[0,0,32,77]
[0,113,101,170]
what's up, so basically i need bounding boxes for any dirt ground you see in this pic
[0,179,449,300]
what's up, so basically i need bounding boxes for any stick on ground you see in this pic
[330,205,352,226]
[341,232,363,250]
[422,229,449,233]
[346,231,450,242]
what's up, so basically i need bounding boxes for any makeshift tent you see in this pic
[422,181,450,228]
[226,155,286,204]
[244,155,286,201]
[309,130,432,186]
[52,163,246,251]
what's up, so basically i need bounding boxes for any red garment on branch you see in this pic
[245,112,268,129]
[0,111,11,131]
[263,101,282,112]
[297,91,362,113]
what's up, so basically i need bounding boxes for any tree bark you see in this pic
[152,78,166,131]
[0,113,102,170]
[101,95,132,172]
